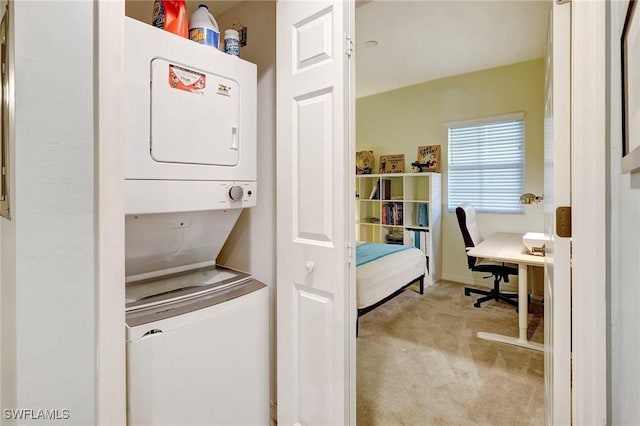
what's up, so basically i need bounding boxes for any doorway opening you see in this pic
[353,1,550,423]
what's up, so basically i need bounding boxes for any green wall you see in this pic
[356,59,545,288]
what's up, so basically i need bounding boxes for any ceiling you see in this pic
[355,1,550,98]
[125,1,550,99]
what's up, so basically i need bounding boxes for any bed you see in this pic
[356,242,428,333]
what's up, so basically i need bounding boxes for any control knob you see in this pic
[228,185,244,201]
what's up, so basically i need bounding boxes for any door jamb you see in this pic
[571,0,607,424]
[95,1,126,424]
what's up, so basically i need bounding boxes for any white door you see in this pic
[276,1,355,425]
[543,2,571,424]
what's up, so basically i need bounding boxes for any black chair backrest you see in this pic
[456,206,478,270]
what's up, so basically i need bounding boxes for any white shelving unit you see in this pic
[355,172,441,282]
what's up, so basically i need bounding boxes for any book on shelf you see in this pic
[422,231,431,256]
[404,229,414,246]
[380,178,391,200]
[369,181,378,199]
[382,202,403,225]
[368,177,392,200]
[417,203,429,227]
[404,228,430,256]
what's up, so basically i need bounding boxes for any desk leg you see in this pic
[517,264,543,349]
[477,263,543,351]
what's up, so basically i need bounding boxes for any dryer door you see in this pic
[150,59,240,166]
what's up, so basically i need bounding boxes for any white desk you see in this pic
[467,232,544,351]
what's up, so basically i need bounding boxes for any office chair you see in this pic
[455,204,519,309]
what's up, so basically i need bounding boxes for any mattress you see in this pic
[356,246,427,309]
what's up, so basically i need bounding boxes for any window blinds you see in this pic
[447,115,525,214]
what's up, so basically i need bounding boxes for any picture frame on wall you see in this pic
[416,145,441,173]
[378,154,404,173]
[621,0,640,173]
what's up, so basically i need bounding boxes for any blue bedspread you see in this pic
[356,242,411,267]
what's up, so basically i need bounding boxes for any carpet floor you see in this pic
[357,280,545,426]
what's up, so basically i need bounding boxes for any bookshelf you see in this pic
[355,172,442,282]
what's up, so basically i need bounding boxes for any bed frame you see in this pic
[356,274,425,336]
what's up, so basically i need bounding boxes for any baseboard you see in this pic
[440,272,519,293]
[441,273,476,286]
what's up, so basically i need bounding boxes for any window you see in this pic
[447,113,525,214]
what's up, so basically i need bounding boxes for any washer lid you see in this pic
[125,265,251,311]
[125,209,242,279]
[125,278,266,332]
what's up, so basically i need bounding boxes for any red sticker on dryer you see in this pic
[168,64,206,93]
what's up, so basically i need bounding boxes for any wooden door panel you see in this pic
[293,90,333,245]
[277,1,354,425]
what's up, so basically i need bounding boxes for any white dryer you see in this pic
[124,17,257,215]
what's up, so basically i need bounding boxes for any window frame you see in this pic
[446,112,526,215]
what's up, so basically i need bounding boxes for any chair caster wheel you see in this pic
[465,289,471,296]
[474,303,481,308]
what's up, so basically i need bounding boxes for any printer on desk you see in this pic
[522,232,549,256]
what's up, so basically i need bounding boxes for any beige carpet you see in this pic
[357,280,544,426]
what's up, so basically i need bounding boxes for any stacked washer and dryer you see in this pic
[123,17,268,425]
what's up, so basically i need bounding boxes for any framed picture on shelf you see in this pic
[356,150,374,174]
[378,154,404,173]
[621,0,640,173]
[416,145,440,172]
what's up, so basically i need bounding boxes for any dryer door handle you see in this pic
[231,126,239,151]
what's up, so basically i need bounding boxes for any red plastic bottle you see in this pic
[152,0,188,38]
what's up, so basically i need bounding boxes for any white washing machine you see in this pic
[123,17,268,426]
[124,211,270,426]
[125,266,269,426]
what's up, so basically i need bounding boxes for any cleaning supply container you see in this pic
[189,4,220,48]
[152,0,188,38]
[224,29,240,56]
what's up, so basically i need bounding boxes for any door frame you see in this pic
[545,2,572,424]
[90,0,609,423]
[96,1,126,424]
[571,0,607,423]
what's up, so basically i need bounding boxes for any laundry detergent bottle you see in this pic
[152,0,188,38]
[189,4,220,49]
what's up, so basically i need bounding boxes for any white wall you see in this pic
[1,2,97,424]
[214,0,278,418]
[608,2,640,423]
[356,60,546,292]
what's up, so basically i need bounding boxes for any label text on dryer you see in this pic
[217,84,231,96]
[168,64,206,94]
